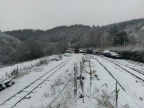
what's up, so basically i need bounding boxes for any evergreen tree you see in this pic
[113,31,128,46]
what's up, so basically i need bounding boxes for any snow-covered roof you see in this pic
[110,52,118,56]
[103,50,110,53]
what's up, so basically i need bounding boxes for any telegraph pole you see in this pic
[123,35,125,47]
[101,34,103,48]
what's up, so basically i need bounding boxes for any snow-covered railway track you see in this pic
[90,56,126,92]
[0,56,74,108]
[90,55,144,108]
[111,63,144,82]
[47,76,72,108]
[126,59,144,67]
[103,57,144,74]
[100,57,144,82]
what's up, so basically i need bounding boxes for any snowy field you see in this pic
[0,53,144,108]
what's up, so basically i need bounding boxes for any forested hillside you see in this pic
[1,18,144,65]
[0,31,21,64]
[5,18,144,48]
[5,29,44,41]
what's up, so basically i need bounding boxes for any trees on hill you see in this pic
[4,18,144,48]
[109,25,128,46]
[1,18,144,64]
[17,40,43,61]
[5,29,44,41]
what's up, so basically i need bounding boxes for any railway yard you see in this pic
[0,54,144,108]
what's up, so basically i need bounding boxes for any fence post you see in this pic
[89,61,92,95]
[74,63,77,98]
[115,82,120,108]
[80,62,84,103]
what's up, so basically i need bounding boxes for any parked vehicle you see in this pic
[63,53,71,57]
[79,49,86,53]
[86,48,93,54]
[109,52,122,59]
[65,50,73,53]
[92,50,97,55]
[102,50,122,59]
[102,50,111,56]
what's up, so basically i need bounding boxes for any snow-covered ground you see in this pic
[90,55,144,108]
[0,53,144,108]
[0,55,60,79]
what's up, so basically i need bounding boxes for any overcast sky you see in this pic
[0,0,144,31]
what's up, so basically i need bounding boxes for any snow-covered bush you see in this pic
[36,59,49,66]
[97,91,114,108]
[10,68,18,78]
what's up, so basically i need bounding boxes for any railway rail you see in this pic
[102,56,144,74]
[90,55,144,108]
[90,56,126,92]
[47,76,72,108]
[0,55,74,108]
[99,56,144,82]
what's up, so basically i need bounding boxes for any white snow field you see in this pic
[0,53,144,108]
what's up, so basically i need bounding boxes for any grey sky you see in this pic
[0,0,144,31]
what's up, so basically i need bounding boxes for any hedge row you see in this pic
[118,51,144,63]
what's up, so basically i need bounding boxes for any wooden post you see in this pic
[74,63,77,98]
[115,82,120,108]
[80,62,84,103]
[89,61,92,95]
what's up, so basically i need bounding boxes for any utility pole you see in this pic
[101,34,103,48]
[123,35,125,47]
